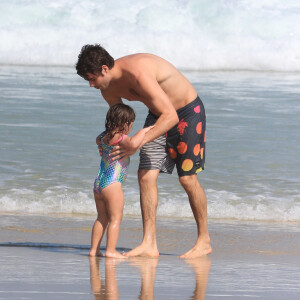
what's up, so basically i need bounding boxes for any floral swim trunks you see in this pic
[139,96,206,177]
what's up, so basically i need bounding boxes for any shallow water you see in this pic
[0,66,299,222]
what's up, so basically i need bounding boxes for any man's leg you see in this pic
[179,174,212,258]
[125,169,160,257]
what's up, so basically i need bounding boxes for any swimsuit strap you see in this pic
[110,135,128,146]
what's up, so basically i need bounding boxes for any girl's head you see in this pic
[105,103,135,139]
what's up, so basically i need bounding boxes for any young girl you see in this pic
[90,103,153,258]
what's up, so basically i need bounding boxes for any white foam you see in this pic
[0,0,299,71]
[1,187,299,222]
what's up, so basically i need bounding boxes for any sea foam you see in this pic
[0,0,299,71]
[1,187,299,222]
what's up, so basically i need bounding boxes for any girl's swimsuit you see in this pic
[94,132,130,192]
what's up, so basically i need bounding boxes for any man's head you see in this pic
[76,44,114,81]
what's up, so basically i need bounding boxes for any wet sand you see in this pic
[0,214,299,299]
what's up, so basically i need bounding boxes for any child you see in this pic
[90,103,153,258]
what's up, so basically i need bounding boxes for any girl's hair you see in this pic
[105,103,135,140]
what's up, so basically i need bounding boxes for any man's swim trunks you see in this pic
[94,131,130,192]
[139,96,206,177]
[139,115,175,174]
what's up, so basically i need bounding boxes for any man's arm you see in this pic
[120,125,155,150]
[137,72,179,143]
[111,72,179,160]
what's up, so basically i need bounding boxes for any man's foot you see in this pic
[180,240,212,259]
[124,243,159,257]
[105,250,128,259]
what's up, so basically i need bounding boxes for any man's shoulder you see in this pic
[117,54,163,80]
[117,53,162,66]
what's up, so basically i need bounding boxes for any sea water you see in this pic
[0,66,299,222]
[0,0,299,222]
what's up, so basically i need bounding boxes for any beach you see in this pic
[1,0,300,295]
[1,64,300,299]
[0,214,299,299]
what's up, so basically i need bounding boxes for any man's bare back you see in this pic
[104,54,197,111]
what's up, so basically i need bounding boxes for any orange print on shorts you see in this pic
[168,148,177,159]
[196,122,202,134]
[177,142,187,154]
[193,144,200,156]
[182,159,193,171]
[201,147,204,159]
[177,119,188,135]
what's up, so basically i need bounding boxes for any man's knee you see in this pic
[138,169,159,187]
[179,174,199,189]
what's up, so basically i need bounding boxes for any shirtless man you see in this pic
[76,44,212,258]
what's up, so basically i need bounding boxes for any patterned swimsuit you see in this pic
[94,132,130,192]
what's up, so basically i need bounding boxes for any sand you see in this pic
[0,214,299,299]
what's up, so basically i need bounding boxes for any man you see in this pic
[76,44,212,258]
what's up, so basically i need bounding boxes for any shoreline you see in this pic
[1,213,299,258]
[1,214,299,299]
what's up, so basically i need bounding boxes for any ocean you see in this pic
[0,66,299,222]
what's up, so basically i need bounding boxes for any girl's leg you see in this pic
[101,183,126,258]
[90,190,108,256]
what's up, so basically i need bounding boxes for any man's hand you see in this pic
[110,125,154,161]
[110,137,137,161]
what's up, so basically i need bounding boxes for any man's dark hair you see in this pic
[76,44,114,79]
[105,104,136,140]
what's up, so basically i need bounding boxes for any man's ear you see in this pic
[101,65,109,74]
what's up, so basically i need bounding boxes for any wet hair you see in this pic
[76,44,114,79]
[105,103,135,140]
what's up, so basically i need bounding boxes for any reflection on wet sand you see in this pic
[129,258,159,300]
[89,257,121,300]
[89,256,210,300]
[185,257,211,300]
